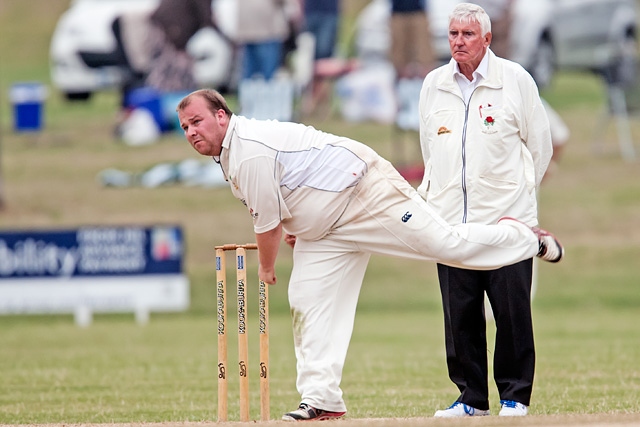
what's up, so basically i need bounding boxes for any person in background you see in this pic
[469,0,513,59]
[304,0,340,60]
[388,0,436,168]
[299,0,349,117]
[389,0,436,79]
[145,0,215,92]
[418,3,554,417]
[176,88,563,422]
[236,0,302,81]
[112,0,215,139]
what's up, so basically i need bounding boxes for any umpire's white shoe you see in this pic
[434,401,490,417]
[499,400,528,416]
[499,216,564,263]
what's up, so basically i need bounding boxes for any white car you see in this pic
[50,0,237,101]
[356,0,638,88]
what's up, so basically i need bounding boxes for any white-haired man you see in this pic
[418,2,553,417]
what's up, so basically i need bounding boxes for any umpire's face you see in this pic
[448,18,491,72]
[179,95,229,157]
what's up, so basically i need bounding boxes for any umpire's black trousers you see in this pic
[437,258,535,410]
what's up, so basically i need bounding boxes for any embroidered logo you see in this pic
[437,126,452,135]
[483,116,495,127]
[401,211,413,223]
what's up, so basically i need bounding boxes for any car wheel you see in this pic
[528,37,555,89]
[64,92,92,102]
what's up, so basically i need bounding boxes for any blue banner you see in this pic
[0,226,184,279]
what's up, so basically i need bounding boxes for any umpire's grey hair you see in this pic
[449,3,492,36]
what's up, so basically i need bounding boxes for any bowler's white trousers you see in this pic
[287,158,538,413]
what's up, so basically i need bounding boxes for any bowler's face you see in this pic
[178,96,228,157]
[448,19,491,70]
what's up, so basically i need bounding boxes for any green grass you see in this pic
[1,0,640,424]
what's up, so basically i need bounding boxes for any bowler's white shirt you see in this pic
[218,115,377,240]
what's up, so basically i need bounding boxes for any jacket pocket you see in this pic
[478,104,502,135]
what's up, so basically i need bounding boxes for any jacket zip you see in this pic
[461,100,469,224]
[461,86,481,224]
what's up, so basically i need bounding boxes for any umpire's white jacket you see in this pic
[417,50,553,227]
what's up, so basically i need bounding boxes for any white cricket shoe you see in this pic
[434,401,490,418]
[499,400,528,416]
[282,403,346,421]
[499,216,564,263]
[535,227,564,263]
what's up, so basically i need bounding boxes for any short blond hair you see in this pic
[176,89,233,117]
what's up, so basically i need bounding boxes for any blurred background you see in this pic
[1,0,639,423]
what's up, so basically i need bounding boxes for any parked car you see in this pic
[49,0,237,101]
[356,0,638,88]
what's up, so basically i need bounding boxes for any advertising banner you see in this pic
[0,225,189,323]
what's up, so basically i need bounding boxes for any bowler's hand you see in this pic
[259,264,277,285]
[284,234,297,248]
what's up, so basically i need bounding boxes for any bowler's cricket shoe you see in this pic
[499,400,528,416]
[282,403,346,421]
[499,216,564,263]
[434,401,490,417]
